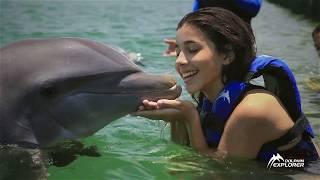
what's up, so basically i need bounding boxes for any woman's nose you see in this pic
[176,51,188,65]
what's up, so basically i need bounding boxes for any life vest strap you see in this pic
[244,71,256,83]
[260,113,309,151]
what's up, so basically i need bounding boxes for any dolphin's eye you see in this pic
[40,85,58,98]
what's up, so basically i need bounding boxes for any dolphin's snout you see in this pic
[166,83,182,100]
[138,73,182,101]
[119,72,175,90]
[161,75,179,88]
[118,72,181,101]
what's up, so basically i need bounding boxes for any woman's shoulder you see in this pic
[227,88,294,141]
[235,88,287,119]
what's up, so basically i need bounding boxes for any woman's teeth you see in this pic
[182,71,198,79]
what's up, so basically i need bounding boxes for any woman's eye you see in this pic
[188,47,198,53]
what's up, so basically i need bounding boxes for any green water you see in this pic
[0,0,319,179]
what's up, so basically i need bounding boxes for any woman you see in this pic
[134,8,319,162]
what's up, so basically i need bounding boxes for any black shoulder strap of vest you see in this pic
[246,71,311,150]
[260,113,309,151]
[246,65,301,121]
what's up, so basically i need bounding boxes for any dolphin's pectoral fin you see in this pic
[78,145,100,157]
[0,145,48,179]
[48,151,77,167]
[45,140,101,167]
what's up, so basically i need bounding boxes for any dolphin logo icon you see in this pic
[267,153,284,169]
[217,90,231,104]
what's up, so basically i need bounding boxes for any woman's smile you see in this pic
[181,70,199,82]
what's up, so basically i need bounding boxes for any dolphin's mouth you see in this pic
[67,72,182,98]
[140,84,182,102]
[73,84,181,95]
[72,84,182,104]
[169,84,179,92]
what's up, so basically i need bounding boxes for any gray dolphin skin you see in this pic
[0,38,182,148]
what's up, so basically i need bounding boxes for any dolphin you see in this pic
[109,45,144,66]
[0,37,182,148]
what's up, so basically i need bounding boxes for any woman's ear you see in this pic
[223,44,235,65]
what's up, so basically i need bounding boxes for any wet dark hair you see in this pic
[176,7,256,105]
[177,7,256,84]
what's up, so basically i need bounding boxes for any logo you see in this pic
[217,90,230,104]
[267,153,284,168]
[267,153,304,169]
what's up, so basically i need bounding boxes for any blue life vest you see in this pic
[233,0,262,17]
[192,0,200,12]
[199,55,319,163]
[193,0,262,17]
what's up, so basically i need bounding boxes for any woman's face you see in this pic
[175,24,230,98]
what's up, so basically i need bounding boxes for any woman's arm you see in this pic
[170,120,189,145]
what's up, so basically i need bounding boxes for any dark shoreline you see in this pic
[267,0,320,21]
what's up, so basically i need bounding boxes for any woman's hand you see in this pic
[163,39,177,57]
[133,99,212,153]
[132,99,197,146]
[132,99,197,123]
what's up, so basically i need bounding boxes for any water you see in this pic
[0,0,319,179]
